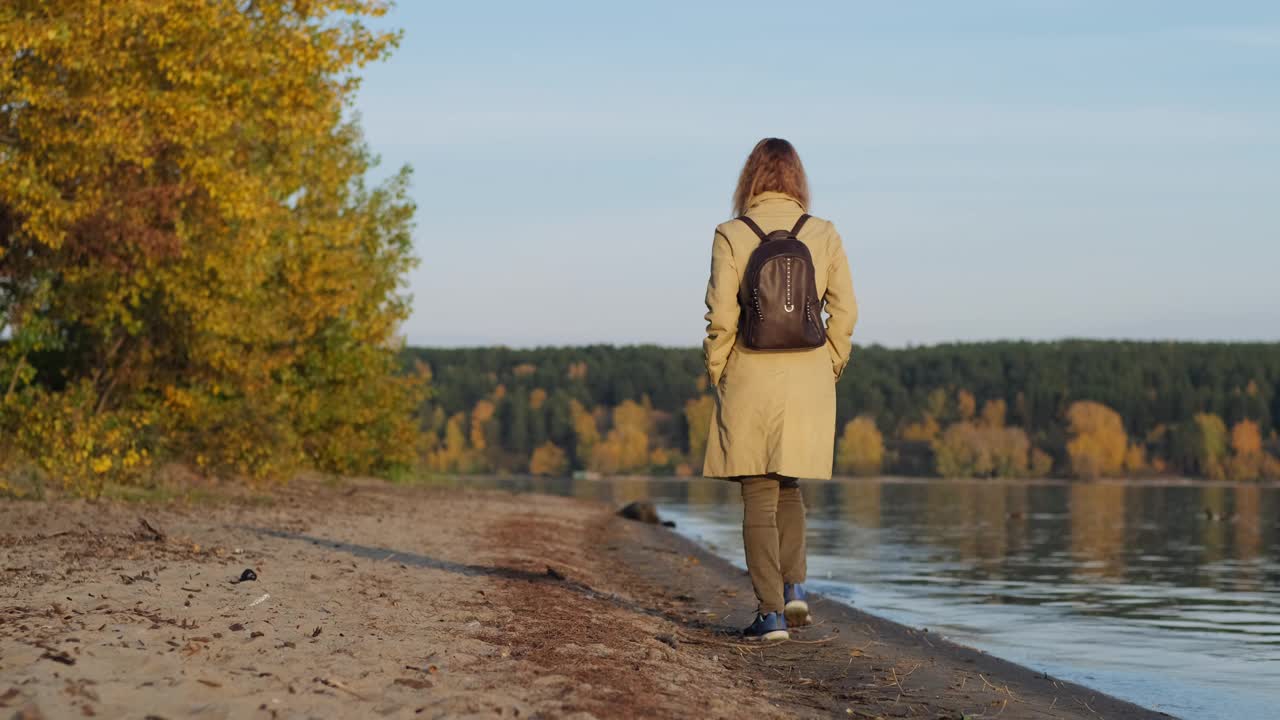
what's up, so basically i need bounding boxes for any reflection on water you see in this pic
[440,475,1280,719]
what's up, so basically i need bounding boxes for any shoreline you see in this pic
[450,471,1280,489]
[0,479,1169,718]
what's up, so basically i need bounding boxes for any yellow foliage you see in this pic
[1262,454,1280,481]
[836,417,884,476]
[569,400,600,459]
[956,390,976,421]
[589,400,651,474]
[933,421,1030,478]
[0,1,420,490]
[648,447,672,469]
[470,400,496,451]
[1231,420,1263,456]
[979,399,1007,428]
[11,383,153,497]
[1123,442,1147,474]
[1193,413,1228,481]
[1065,401,1128,478]
[1029,448,1054,478]
[528,442,569,477]
[900,414,940,442]
[1227,419,1265,481]
[529,388,548,410]
[425,413,487,473]
[1227,453,1262,482]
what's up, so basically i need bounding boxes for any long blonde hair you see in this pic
[732,138,810,217]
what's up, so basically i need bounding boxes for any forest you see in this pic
[408,342,1280,481]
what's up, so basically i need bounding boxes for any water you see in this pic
[449,475,1280,719]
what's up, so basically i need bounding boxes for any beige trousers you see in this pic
[740,475,807,614]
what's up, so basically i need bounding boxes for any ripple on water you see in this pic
[647,477,1280,720]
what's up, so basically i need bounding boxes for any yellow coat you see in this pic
[701,191,858,480]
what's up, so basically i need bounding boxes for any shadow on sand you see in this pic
[241,525,731,634]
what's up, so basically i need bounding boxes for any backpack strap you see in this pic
[738,214,811,241]
[736,216,768,241]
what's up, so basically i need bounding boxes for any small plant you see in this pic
[9,382,153,499]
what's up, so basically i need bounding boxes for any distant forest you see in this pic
[406,342,1280,481]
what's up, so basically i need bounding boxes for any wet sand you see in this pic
[0,478,1170,719]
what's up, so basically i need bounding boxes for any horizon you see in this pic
[356,1,1280,347]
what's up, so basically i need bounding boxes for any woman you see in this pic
[702,138,858,640]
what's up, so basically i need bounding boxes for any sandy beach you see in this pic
[0,478,1170,719]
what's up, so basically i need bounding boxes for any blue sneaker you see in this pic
[784,583,810,626]
[743,611,789,641]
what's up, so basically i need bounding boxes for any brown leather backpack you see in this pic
[736,214,827,351]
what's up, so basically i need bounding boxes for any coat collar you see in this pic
[747,191,805,211]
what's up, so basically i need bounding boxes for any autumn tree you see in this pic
[590,400,651,474]
[925,388,949,422]
[1065,402,1129,479]
[1189,413,1229,481]
[426,413,471,473]
[934,423,991,477]
[932,422,1030,478]
[900,414,940,442]
[932,396,1032,479]
[569,399,599,466]
[528,442,569,477]
[1227,419,1263,481]
[979,399,1007,428]
[836,417,884,476]
[956,390,977,422]
[1,1,420,490]
[470,400,497,452]
[1030,448,1054,477]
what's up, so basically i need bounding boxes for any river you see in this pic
[451,475,1280,719]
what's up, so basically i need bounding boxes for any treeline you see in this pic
[407,342,1280,481]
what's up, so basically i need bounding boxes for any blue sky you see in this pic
[354,1,1280,347]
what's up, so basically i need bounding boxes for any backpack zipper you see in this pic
[783,259,795,313]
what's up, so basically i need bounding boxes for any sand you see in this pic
[0,478,1170,719]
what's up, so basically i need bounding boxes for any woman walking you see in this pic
[701,138,858,640]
